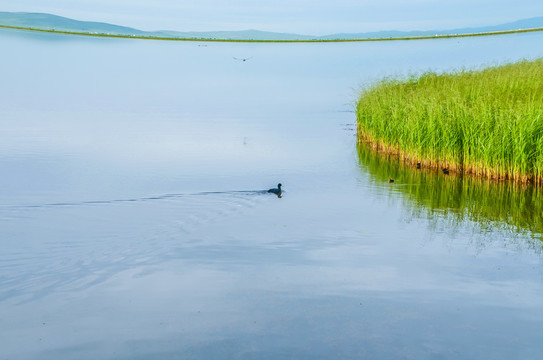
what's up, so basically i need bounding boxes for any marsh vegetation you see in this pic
[357,59,543,184]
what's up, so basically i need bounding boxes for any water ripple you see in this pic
[0,189,277,303]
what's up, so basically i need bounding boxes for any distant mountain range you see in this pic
[1,12,543,40]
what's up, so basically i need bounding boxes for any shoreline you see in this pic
[356,136,539,184]
[1,24,543,43]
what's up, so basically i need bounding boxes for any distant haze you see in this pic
[2,0,543,35]
[2,12,543,41]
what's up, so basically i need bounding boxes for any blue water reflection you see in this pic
[1,28,543,359]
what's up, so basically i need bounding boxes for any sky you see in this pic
[2,0,543,35]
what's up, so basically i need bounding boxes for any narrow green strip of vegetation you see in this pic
[2,24,543,43]
[356,59,543,184]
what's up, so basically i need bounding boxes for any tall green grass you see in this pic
[356,59,543,184]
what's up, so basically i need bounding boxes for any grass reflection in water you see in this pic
[357,143,543,246]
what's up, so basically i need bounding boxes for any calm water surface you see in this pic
[1,29,543,359]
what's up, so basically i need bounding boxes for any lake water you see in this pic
[1,29,543,359]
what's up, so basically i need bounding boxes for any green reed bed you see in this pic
[357,59,543,184]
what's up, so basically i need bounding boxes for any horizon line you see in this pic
[2,24,543,43]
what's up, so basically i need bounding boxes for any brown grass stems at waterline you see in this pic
[356,59,543,185]
[357,144,543,241]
